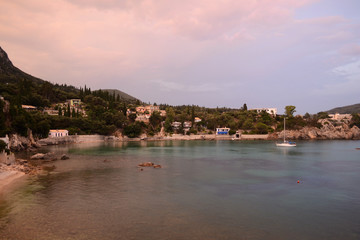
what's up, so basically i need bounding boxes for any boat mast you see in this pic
[283,118,286,143]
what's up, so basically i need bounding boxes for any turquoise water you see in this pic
[1,140,360,239]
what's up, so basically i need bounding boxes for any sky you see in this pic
[0,0,359,114]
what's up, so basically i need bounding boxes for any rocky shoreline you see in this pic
[6,123,360,152]
[269,120,360,140]
[1,121,360,194]
[0,149,71,194]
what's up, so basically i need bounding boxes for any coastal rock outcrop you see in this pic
[271,120,360,140]
[8,131,40,152]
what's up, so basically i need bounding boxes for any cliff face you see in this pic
[270,119,360,140]
[8,130,40,152]
[0,46,15,73]
[0,45,45,85]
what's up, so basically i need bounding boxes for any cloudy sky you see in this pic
[1,0,359,114]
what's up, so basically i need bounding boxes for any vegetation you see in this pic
[1,47,357,139]
[327,103,360,114]
[0,140,7,152]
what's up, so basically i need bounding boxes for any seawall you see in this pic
[38,135,105,146]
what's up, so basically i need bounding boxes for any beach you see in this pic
[0,170,25,194]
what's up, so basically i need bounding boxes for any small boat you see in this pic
[276,141,296,147]
[276,118,296,147]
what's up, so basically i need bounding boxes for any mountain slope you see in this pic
[0,46,140,103]
[326,103,360,114]
[101,89,139,102]
[0,46,45,85]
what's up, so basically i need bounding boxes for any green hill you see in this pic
[0,46,140,104]
[100,89,139,103]
[326,103,360,114]
[0,46,45,85]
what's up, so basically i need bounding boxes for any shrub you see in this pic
[123,122,142,138]
[0,140,7,152]
[228,129,236,135]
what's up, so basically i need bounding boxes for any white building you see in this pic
[171,122,182,129]
[48,130,69,137]
[216,127,230,135]
[328,113,352,121]
[250,108,277,116]
[194,117,202,123]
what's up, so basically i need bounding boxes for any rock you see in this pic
[44,152,56,160]
[30,152,57,161]
[31,153,45,159]
[105,136,118,141]
[153,164,162,168]
[138,162,154,167]
[17,159,28,164]
[8,132,41,152]
[60,154,70,160]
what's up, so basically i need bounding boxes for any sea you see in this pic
[1,140,360,240]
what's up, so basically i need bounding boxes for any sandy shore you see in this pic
[0,170,25,194]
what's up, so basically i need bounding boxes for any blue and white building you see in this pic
[216,127,230,135]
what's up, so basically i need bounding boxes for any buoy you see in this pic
[297,180,300,184]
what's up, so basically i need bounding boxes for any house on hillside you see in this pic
[159,110,167,117]
[48,130,69,137]
[194,117,202,123]
[135,105,160,115]
[328,113,352,121]
[250,108,277,116]
[171,122,182,130]
[21,105,37,112]
[43,109,59,116]
[135,114,151,123]
[67,99,81,107]
[216,127,230,135]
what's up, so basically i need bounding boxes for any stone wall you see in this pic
[38,135,105,146]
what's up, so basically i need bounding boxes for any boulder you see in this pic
[60,154,70,160]
[138,162,154,167]
[30,152,57,161]
[30,153,45,159]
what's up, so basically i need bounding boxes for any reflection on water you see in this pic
[1,140,360,240]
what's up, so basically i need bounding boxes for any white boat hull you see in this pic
[276,142,296,147]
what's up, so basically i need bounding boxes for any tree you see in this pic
[128,113,137,122]
[255,122,268,134]
[316,112,329,119]
[123,122,142,138]
[67,104,71,117]
[164,107,175,133]
[242,119,254,130]
[242,103,247,111]
[285,105,296,118]
[0,140,7,152]
[149,111,162,129]
[303,112,311,119]
[351,113,360,128]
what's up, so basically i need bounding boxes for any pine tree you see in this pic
[67,104,71,117]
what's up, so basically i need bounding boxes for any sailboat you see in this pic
[276,118,296,147]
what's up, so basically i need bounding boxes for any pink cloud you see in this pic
[339,44,360,56]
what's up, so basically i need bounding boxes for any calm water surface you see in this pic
[1,140,360,240]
